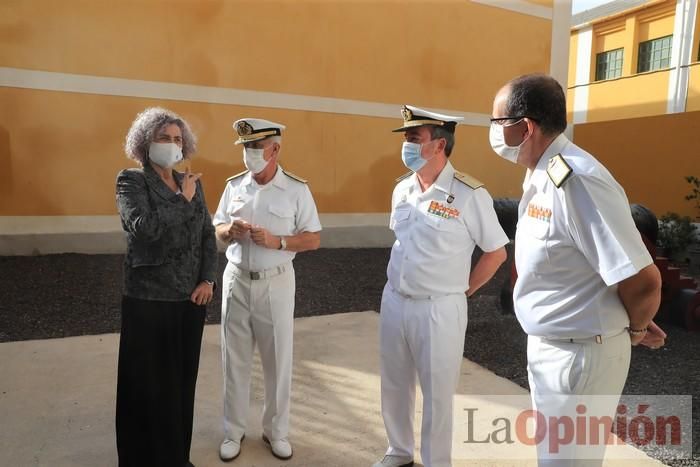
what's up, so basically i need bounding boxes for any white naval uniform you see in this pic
[514,134,653,466]
[213,166,322,442]
[382,161,509,467]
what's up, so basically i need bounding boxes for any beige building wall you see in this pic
[1,0,572,252]
[573,110,700,218]
[566,0,698,221]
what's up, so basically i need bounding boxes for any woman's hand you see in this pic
[190,281,214,306]
[181,167,202,202]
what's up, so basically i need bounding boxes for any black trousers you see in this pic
[116,296,206,467]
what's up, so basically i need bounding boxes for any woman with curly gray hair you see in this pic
[115,107,217,467]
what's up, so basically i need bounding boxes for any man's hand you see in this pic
[181,167,202,202]
[228,220,251,242]
[190,281,214,306]
[250,225,281,249]
[636,321,667,349]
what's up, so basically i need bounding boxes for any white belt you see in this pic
[389,284,459,301]
[539,329,627,345]
[231,262,289,280]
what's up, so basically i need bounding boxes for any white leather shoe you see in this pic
[219,435,245,462]
[371,455,414,467]
[262,433,293,460]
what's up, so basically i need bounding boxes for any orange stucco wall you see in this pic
[687,63,700,111]
[636,7,675,42]
[0,86,529,216]
[0,0,550,118]
[0,0,550,216]
[573,111,700,218]
[584,69,671,121]
[594,22,627,54]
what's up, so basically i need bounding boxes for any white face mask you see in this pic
[489,122,527,164]
[243,147,269,174]
[148,142,183,168]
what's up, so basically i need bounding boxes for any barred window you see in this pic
[595,48,624,81]
[637,35,673,73]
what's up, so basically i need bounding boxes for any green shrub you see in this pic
[658,212,697,260]
[684,175,700,221]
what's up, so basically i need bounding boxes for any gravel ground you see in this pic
[0,249,697,465]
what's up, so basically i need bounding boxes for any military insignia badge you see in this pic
[546,154,573,188]
[527,203,552,222]
[401,106,413,122]
[235,120,253,136]
[453,171,484,189]
[428,201,460,219]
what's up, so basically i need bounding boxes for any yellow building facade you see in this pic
[567,0,700,219]
[1,0,572,252]
[568,0,700,122]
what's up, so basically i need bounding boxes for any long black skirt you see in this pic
[116,295,206,467]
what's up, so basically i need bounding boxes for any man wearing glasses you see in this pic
[373,105,508,467]
[489,74,664,465]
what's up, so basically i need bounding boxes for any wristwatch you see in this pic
[278,236,287,250]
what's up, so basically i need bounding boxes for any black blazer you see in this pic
[116,164,217,301]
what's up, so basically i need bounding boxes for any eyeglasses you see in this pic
[489,116,538,126]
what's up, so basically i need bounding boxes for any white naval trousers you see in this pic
[380,284,469,467]
[527,330,631,467]
[221,261,295,442]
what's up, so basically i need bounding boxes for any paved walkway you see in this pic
[0,311,664,466]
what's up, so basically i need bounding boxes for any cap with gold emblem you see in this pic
[392,105,464,133]
[233,118,286,145]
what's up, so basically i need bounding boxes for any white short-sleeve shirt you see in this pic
[212,166,322,271]
[514,134,653,338]
[387,161,509,298]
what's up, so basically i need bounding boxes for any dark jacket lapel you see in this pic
[143,164,181,201]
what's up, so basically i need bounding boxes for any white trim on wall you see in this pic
[0,214,391,234]
[0,214,395,254]
[470,0,553,20]
[667,0,698,113]
[573,26,593,124]
[0,67,491,127]
[550,0,573,89]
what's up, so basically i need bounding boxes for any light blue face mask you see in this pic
[401,142,427,172]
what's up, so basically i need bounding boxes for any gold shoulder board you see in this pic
[453,170,484,189]
[395,172,413,183]
[283,170,307,184]
[546,154,573,188]
[226,170,249,182]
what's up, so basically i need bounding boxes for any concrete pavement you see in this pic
[0,311,665,466]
